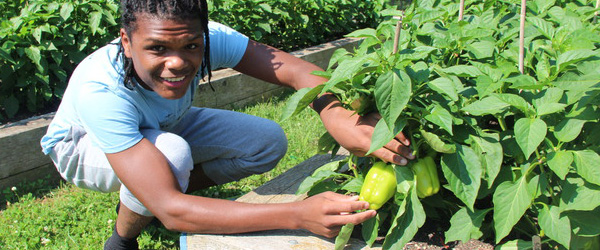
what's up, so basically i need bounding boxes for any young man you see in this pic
[40,0,414,249]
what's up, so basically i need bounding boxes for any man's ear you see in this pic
[120,28,132,58]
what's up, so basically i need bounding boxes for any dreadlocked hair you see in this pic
[119,0,211,90]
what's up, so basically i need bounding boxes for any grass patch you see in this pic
[0,91,325,249]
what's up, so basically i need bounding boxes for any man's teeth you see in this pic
[163,76,185,82]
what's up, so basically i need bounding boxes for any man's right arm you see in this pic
[106,138,375,237]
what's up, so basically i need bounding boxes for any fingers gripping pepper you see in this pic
[412,156,440,198]
[359,161,397,210]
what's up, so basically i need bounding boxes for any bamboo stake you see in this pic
[594,0,600,23]
[519,0,526,74]
[393,14,404,54]
[459,0,465,21]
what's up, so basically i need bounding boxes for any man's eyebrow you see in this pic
[144,34,204,44]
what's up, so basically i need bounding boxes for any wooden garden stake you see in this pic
[459,0,465,21]
[393,14,404,54]
[594,0,600,23]
[519,0,526,74]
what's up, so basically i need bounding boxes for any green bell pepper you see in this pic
[359,161,397,210]
[412,156,440,198]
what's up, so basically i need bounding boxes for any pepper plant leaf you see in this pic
[493,176,534,243]
[554,119,586,143]
[445,207,491,243]
[382,187,425,249]
[425,104,454,135]
[546,150,572,180]
[469,133,503,188]
[374,68,411,132]
[421,130,456,154]
[441,145,482,210]
[572,150,600,186]
[514,117,547,159]
[461,96,510,116]
[538,205,571,248]
[566,207,600,237]
[280,85,323,121]
[428,76,459,101]
[559,177,600,212]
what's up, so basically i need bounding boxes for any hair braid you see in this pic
[118,0,211,90]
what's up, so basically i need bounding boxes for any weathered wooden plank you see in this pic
[182,229,375,250]
[0,115,53,179]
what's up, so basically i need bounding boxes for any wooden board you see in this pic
[182,151,382,250]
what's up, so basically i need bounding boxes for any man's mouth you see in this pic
[162,76,186,82]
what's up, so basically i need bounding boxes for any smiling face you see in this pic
[120,14,204,99]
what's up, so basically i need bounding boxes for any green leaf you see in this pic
[421,130,456,154]
[89,11,103,36]
[2,95,19,118]
[382,187,425,249]
[346,28,378,39]
[425,104,454,135]
[572,150,600,186]
[361,216,379,247]
[428,76,459,101]
[566,207,600,237]
[475,75,504,98]
[560,177,600,212]
[60,3,74,20]
[514,118,547,159]
[462,96,510,116]
[547,151,572,180]
[445,207,490,243]
[494,93,533,115]
[554,119,586,143]
[538,205,571,248]
[439,65,483,78]
[506,74,542,90]
[528,16,555,39]
[557,49,595,72]
[24,46,42,72]
[367,118,407,155]
[493,176,534,243]
[280,85,323,121]
[441,145,482,210]
[375,69,411,132]
[495,239,533,249]
[466,40,495,59]
[334,223,354,250]
[469,133,503,188]
[323,57,366,93]
[533,88,566,116]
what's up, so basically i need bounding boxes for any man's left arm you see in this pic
[233,40,414,165]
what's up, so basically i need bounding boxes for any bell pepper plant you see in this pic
[285,0,600,249]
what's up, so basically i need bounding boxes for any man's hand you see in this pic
[315,95,415,165]
[295,192,376,238]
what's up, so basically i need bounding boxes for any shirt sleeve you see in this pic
[207,21,249,69]
[76,83,144,154]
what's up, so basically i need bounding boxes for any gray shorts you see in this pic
[48,107,287,216]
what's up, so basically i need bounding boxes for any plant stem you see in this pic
[495,115,507,131]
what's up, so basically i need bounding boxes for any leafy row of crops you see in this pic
[283,0,600,248]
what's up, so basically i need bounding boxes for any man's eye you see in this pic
[187,44,200,50]
[150,46,165,52]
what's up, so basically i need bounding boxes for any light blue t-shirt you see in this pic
[41,21,249,154]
